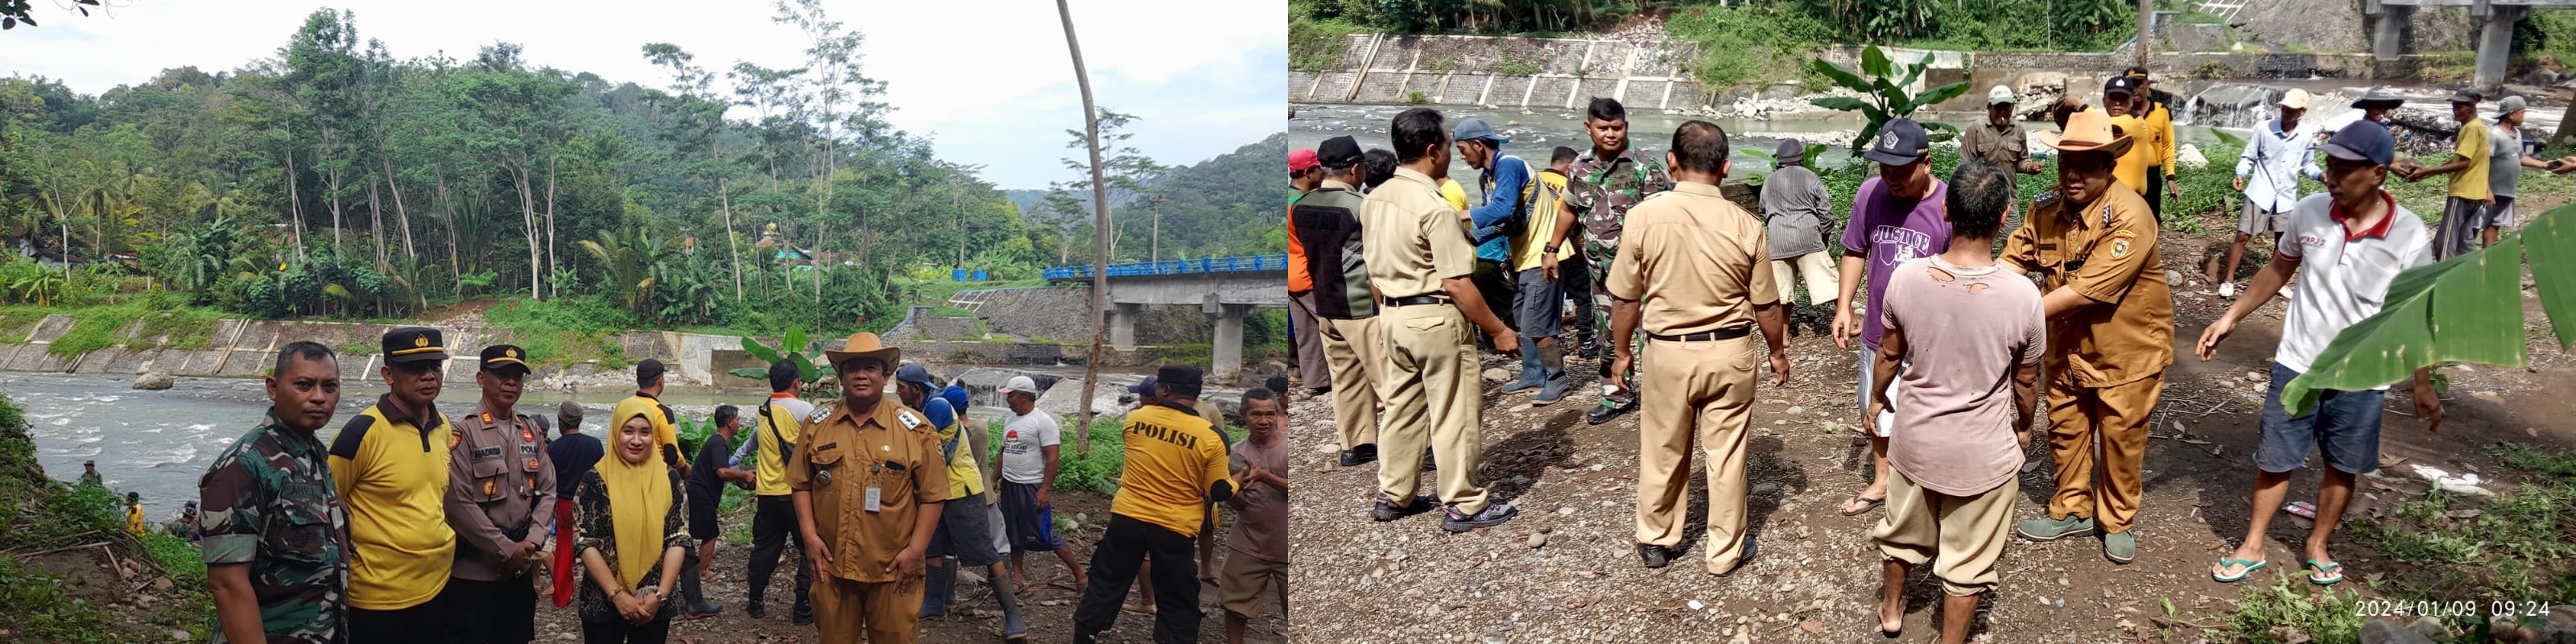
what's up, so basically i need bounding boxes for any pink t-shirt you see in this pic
[1880,256,2044,497]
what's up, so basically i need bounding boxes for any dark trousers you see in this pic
[747,495,811,611]
[2146,172,2165,224]
[1472,259,1517,331]
[580,617,671,644]
[1563,250,1594,346]
[349,600,451,644]
[444,576,537,644]
[1072,514,1199,644]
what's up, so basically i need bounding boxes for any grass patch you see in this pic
[132,308,225,351]
[1290,11,1364,72]
[2227,573,2365,644]
[47,307,135,358]
[2293,444,2576,638]
[480,296,637,369]
[1494,57,1543,76]
[0,555,122,644]
[1663,6,1828,92]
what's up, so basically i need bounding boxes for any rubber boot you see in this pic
[1501,336,1544,393]
[919,559,956,618]
[993,565,1028,640]
[1534,343,1570,405]
[678,547,722,618]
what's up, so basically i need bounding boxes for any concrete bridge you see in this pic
[2371,0,2576,92]
[1045,254,1288,381]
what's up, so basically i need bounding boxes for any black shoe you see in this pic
[791,605,815,626]
[1308,385,1331,396]
[746,600,766,619]
[1637,544,1674,569]
[1578,341,1600,359]
[1717,535,1759,577]
[1586,395,1636,425]
[1442,501,1518,532]
[1370,493,1435,522]
[1339,444,1378,467]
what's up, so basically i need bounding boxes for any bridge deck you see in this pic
[1043,254,1290,281]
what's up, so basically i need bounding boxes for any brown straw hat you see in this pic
[2036,109,2135,157]
[822,332,899,368]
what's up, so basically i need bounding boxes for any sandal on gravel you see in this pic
[1839,494,1885,517]
[2304,559,2344,586]
[2210,557,2267,583]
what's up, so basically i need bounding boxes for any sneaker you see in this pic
[2104,530,2137,564]
[1579,341,1600,359]
[2016,515,2100,542]
[1339,444,1378,468]
[1370,493,1435,522]
[1533,375,1569,406]
[1307,386,1332,397]
[1442,501,1519,532]
[1637,543,1674,568]
[1586,394,1636,425]
[2217,283,2235,298]
[681,602,724,621]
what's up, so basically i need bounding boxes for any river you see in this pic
[3,372,942,520]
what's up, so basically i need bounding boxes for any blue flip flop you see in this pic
[2211,557,2267,583]
[2304,559,2344,586]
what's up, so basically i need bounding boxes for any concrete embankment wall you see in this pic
[0,315,753,386]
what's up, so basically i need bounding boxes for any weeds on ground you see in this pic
[2230,573,2364,644]
[0,555,121,644]
[2292,444,2576,638]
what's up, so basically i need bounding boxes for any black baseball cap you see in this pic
[2322,121,2396,167]
[479,345,530,377]
[1155,365,1203,390]
[1862,118,1930,166]
[1319,135,1363,169]
[382,327,448,364]
[2104,76,2138,97]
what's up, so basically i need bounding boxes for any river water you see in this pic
[6,372,802,519]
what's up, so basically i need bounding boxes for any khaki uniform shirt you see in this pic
[786,398,946,584]
[2002,183,2174,387]
[1964,122,2029,170]
[1362,167,1476,299]
[444,403,556,581]
[1606,182,1779,335]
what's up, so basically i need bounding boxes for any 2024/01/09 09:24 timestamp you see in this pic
[2357,600,2557,619]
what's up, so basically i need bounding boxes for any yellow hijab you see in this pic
[601,410,674,592]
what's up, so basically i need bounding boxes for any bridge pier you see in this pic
[2372,3,2413,63]
[1109,303,1140,352]
[1209,303,1251,382]
[2475,6,2531,93]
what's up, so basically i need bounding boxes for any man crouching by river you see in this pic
[200,341,356,643]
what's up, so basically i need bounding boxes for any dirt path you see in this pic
[1286,230,2572,643]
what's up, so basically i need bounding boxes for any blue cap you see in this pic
[894,363,936,387]
[2322,121,2395,167]
[1863,118,1929,166]
[940,385,969,411]
[1452,118,1509,147]
[1128,376,1158,396]
[921,396,955,429]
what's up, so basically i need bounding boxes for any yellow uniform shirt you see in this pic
[326,398,456,610]
[1512,170,1575,270]
[2109,113,2155,196]
[753,395,810,497]
[2141,102,2178,178]
[928,402,985,501]
[786,398,946,584]
[1108,403,1233,538]
[612,393,683,469]
[2450,118,2491,200]
[125,504,144,536]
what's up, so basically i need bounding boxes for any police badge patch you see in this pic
[2110,237,2132,259]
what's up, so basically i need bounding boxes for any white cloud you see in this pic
[1,0,1285,188]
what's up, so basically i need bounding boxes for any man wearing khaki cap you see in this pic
[2220,89,2322,298]
[1963,85,2041,175]
[2004,109,2173,565]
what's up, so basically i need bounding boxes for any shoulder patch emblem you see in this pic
[806,405,833,424]
[2112,229,2137,239]
[898,411,923,431]
[2100,205,2114,227]
[2110,237,2132,259]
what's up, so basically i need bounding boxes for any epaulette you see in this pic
[896,407,926,432]
[805,402,836,425]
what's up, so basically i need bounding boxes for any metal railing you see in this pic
[1042,254,1290,281]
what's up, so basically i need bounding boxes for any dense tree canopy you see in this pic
[1,3,1282,337]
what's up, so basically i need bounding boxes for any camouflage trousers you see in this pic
[1586,238,1642,402]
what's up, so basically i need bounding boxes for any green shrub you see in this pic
[0,555,120,644]
[1291,14,1362,72]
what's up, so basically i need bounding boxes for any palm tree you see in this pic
[576,227,674,317]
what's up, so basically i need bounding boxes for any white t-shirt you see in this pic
[997,410,1062,485]
[2274,191,2433,386]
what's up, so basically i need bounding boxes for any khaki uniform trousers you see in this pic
[813,574,924,643]
[2043,370,2164,534]
[1316,315,1382,450]
[1870,469,2014,597]
[1633,334,1758,573]
[1377,302,1490,514]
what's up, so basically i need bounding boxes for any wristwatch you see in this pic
[1544,243,1561,254]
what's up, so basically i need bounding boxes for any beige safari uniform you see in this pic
[2000,184,2171,534]
[786,399,946,644]
[444,404,555,583]
[1606,181,1777,574]
[1361,166,1492,514]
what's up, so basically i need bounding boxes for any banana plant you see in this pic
[728,326,835,390]
[1736,141,1828,188]
[1806,45,1971,157]
[2281,204,2575,415]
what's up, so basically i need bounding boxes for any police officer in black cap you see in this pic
[328,326,458,643]
[441,345,558,643]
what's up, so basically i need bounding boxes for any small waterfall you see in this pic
[2178,83,2286,130]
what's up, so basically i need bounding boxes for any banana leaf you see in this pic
[741,336,782,364]
[1807,58,1868,94]
[2281,201,2572,414]
[1914,81,1972,110]
[1861,45,1893,80]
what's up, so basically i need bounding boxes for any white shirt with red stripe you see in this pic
[2274,190,2434,388]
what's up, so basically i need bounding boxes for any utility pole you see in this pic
[1147,191,1166,263]
[2137,0,2153,68]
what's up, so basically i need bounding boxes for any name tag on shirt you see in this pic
[864,485,882,513]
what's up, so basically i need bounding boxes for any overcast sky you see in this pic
[1,0,1286,189]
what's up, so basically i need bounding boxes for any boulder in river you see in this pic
[134,371,173,390]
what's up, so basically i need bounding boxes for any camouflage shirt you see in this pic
[1564,148,1674,266]
[198,413,352,644]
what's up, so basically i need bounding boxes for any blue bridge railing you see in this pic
[1043,254,1290,281]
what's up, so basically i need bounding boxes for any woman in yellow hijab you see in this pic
[575,409,690,643]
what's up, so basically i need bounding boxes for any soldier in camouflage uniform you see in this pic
[200,341,353,644]
[1561,97,1674,426]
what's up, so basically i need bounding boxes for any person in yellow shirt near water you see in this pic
[2125,67,2182,223]
[1072,365,1236,644]
[2101,76,2157,200]
[2402,89,2493,259]
[326,327,456,644]
[611,360,685,475]
[126,492,146,536]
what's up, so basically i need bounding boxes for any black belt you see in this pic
[1649,326,1752,342]
[1387,295,1451,307]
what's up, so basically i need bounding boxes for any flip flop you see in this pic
[1840,495,1886,517]
[2210,557,2268,583]
[2304,559,2344,586]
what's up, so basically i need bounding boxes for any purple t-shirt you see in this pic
[1840,176,1951,349]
